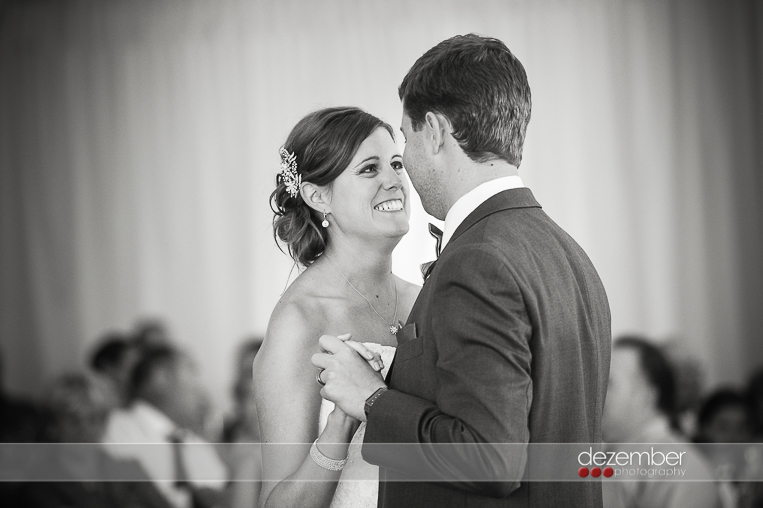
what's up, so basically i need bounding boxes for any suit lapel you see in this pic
[388,189,540,384]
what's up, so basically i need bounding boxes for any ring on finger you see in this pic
[316,369,326,386]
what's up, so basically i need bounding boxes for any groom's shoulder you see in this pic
[441,207,583,274]
[471,203,581,252]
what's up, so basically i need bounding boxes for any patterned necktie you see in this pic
[420,223,443,280]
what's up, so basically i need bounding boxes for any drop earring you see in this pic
[322,211,329,228]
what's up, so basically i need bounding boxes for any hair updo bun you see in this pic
[271,107,394,266]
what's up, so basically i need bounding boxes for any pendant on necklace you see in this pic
[390,321,403,335]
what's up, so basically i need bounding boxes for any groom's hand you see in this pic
[311,335,387,422]
[338,335,385,373]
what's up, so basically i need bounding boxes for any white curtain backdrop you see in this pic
[1,0,761,407]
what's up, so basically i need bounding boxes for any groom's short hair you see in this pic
[399,34,531,167]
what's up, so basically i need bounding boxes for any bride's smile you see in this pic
[323,127,411,239]
[373,198,404,212]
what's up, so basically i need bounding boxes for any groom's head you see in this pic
[398,34,531,218]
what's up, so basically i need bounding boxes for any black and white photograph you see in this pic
[1,1,762,507]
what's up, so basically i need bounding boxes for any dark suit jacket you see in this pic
[362,188,611,507]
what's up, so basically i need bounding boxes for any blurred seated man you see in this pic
[602,336,722,508]
[89,332,139,407]
[103,345,227,508]
[18,372,171,508]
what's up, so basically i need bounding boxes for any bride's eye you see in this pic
[359,163,378,175]
[391,160,404,173]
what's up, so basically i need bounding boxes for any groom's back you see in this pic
[373,189,611,507]
[492,197,611,505]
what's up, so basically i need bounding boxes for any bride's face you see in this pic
[327,127,410,241]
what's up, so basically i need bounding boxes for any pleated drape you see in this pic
[0,0,761,403]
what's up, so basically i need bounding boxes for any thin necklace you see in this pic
[325,255,402,335]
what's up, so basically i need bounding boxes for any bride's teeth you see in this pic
[375,199,403,211]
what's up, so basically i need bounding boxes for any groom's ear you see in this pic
[300,182,332,213]
[424,112,452,155]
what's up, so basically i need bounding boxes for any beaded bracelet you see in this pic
[309,439,348,471]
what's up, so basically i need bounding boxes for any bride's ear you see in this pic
[300,182,331,214]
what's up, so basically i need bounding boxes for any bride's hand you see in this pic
[337,334,385,374]
[319,405,359,461]
[327,404,361,434]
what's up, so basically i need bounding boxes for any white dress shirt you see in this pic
[103,400,227,508]
[441,175,525,252]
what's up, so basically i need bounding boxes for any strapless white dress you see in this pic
[318,342,396,508]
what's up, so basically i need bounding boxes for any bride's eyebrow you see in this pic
[354,156,379,168]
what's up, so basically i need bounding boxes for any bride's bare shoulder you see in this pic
[254,277,326,443]
[267,296,323,346]
[260,273,330,356]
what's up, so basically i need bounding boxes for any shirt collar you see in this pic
[130,399,178,439]
[441,175,525,251]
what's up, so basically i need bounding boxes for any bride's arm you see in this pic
[254,301,358,508]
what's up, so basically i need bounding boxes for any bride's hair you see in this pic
[271,107,394,266]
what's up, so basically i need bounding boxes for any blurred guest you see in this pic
[737,369,763,508]
[40,372,116,443]
[89,332,139,407]
[662,340,706,438]
[0,392,39,442]
[695,388,753,507]
[223,337,262,443]
[18,372,171,508]
[132,318,173,349]
[0,348,41,443]
[0,349,43,504]
[602,336,722,508]
[747,369,763,442]
[103,345,227,508]
[222,338,262,508]
[696,388,751,444]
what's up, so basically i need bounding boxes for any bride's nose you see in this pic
[381,166,403,190]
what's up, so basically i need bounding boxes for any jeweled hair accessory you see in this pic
[278,147,301,198]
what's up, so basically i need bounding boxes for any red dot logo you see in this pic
[591,467,601,478]
[578,467,589,478]
[603,467,614,478]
